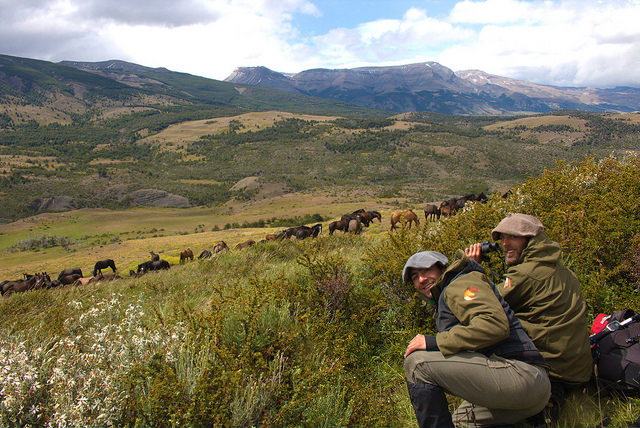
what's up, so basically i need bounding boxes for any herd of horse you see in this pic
[1,196,488,297]
[423,192,489,221]
[1,259,120,296]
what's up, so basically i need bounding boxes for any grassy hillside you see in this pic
[2,157,640,426]
[2,106,640,221]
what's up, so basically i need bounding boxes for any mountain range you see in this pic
[225,62,640,115]
[2,54,638,116]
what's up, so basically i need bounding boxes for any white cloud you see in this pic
[449,0,546,24]
[437,0,640,87]
[308,7,473,69]
[0,0,639,87]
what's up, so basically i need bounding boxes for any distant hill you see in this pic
[0,54,381,119]
[225,62,640,115]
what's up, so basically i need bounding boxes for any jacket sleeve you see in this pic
[435,272,510,355]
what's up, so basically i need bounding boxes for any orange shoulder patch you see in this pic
[463,286,479,301]
[504,277,513,290]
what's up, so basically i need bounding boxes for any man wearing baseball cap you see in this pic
[402,249,550,427]
[466,213,592,419]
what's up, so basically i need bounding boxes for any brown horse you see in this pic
[2,272,50,296]
[355,210,382,225]
[424,204,441,221]
[58,268,83,281]
[348,218,363,234]
[179,248,194,264]
[439,199,458,217]
[212,241,229,254]
[390,209,420,230]
[236,239,256,249]
[329,219,349,235]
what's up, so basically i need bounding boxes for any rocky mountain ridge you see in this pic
[226,62,640,115]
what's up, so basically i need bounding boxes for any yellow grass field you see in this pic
[139,111,340,149]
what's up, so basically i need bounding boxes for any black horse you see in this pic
[329,219,349,235]
[198,249,213,259]
[294,223,322,239]
[342,213,369,227]
[58,268,83,281]
[93,259,116,276]
[136,259,170,275]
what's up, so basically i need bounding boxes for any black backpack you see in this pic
[591,309,640,394]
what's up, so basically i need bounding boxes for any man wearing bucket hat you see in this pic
[466,213,592,419]
[402,249,550,428]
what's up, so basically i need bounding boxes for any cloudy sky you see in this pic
[1,0,639,88]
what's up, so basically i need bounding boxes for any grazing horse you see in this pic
[180,248,194,264]
[236,239,256,249]
[439,199,458,217]
[363,211,382,224]
[297,224,322,239]
[329,219,349,235]
[342,213,369,227]
[264,233,279,241]
[424,204,441,222]
[348,218,363,234]
[59,273,82,285]
[353,210,382,225]
[212,241,229,254]
[198,249,213,259]
[93,259,116,276]
[137,259,170,275]
[2,273,49,296]
[390,209,420,230]
[76,277,93,286]
[277,227,298,240]
[58,268,82,281]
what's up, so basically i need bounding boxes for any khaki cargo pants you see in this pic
[405,350,550,427]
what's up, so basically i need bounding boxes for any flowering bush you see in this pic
[0,294,188,427]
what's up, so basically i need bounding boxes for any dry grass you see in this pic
[603,112,640,124]
[484,115,590,131]
[0,155,63,170]
[484,114,591,145]
[138,110,339,149]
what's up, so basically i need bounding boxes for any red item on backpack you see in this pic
[591,313,611,335]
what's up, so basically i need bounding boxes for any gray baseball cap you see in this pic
[402,251,448,283]
[491,213,544,240]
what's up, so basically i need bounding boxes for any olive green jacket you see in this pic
[498,231,593,383]
[431,250,545,368]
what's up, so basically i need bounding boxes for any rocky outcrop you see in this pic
[31,196,75,211]
[127,189,190,208]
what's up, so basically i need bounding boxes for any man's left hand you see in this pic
[404,334,427,358]
[465,243,483,263]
